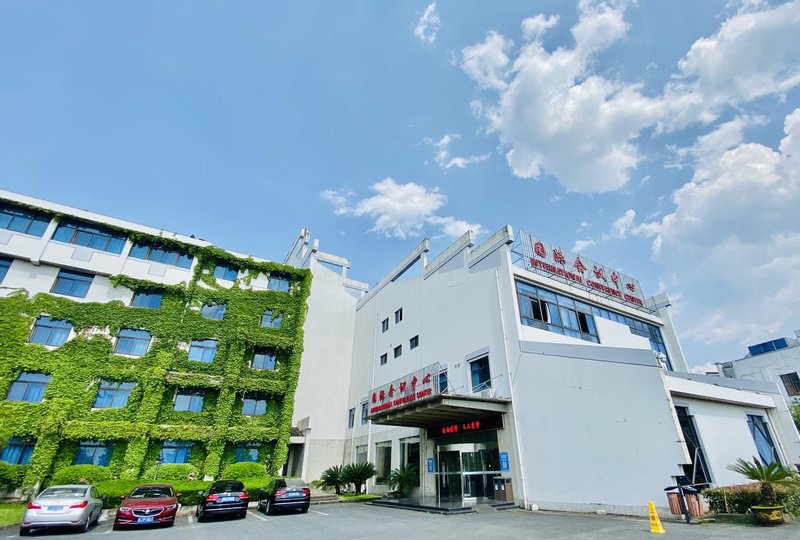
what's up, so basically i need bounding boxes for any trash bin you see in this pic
[493,477,513,502]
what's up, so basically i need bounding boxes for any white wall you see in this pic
[721,346,800,401]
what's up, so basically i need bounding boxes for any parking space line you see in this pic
[188,514,196,527]
[248,510,269,522]
[309,509,329,515]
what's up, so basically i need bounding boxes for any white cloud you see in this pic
[688,361,720,375]
[576,221,591,233]
[521,14,559,41]
[320,178,483,240]
[611,209,636,238]
[637,107,800,350]
[572,239,596,252]
[424,133,490,170]
[414,2,441,44]
[460,32,512,91]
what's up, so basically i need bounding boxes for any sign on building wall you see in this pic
[426,414,504,439]
[515,230,648,312]
[368,363,441,416]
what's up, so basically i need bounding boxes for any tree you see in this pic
[319,465,347,495]
[388,464,419,497]
[342,462,376,495]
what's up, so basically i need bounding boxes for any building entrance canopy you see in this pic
[369,394,510,428]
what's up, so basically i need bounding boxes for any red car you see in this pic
[113,484,179,530]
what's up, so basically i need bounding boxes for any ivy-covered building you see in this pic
[0,189,311,492]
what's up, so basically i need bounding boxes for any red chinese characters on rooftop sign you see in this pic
[369,363,441,417]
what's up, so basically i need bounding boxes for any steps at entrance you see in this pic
[370,498,475,515]
[310,489,339,504]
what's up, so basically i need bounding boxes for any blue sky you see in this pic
[1,1,798,371]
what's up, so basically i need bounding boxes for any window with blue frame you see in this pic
[7,373,51,403]
[52,221,126,254]
[0,257,12,283]
[234,443,260,463]
[29,316,72,346]
[93,381,135,408]
[260,309,283,328]
[470,357,491,392]
[242,395,268,416]
[174,389,205,412]
[439,370,448,394]
[200,302,226,320]
[251,348,276,370]
[0,438,35,465]
[73,440,112,466]
[131,289,163,309]
[188,339,218,363]
[51,269,93,298]
[213,264,238,281]
[0,204,50,237]
[114,329,151,356]
[161,441,192,464]
[267,273,290,292]
[747,414,781,465]
[129,242,192,269]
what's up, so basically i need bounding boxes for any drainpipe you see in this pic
[495,268,530,510]
[365,312,378,493]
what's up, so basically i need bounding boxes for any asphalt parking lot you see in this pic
[3,503,800,540]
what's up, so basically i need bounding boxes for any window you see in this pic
[361,402,368,425]
[393,345,402,358]
[380,353,388,366]
[439,370,448,394]
[74,440,112,466]
[161,441,192,464]
[114,329,151,356]
[131,289,163,309]
[0,204,50,237]
[1,438,35,465]
[675,407,711,486]
[52,221,126,254]
[749,338,790,357]
[747,414,780,465]
[213,264,238,281]
[188,339,218,363]
[348,408,355,429]
[174,389,204,412]
[780,373,800,397]
[200,302,226,320]
[129,242,192,269]
[410,335,419,349]
[268,273,290,292]
[470,357,491,392]
[375,441,391,484]
[381,318,389,333]
[0,257,11,283]
[7,373,50,403]
[29,316,72,346]
[51,269,93,298]
[234,443,260,463]
[261,309,283,328]
[355,445,367,464]
[516,281,598,343]
[251,348,276,370]
[93,381,135,408]
[400,437,420,469]
[395,308,403,324]
[242,395,268,416]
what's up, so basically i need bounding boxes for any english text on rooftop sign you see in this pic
[369,363,441,416]
[519,231,647,311]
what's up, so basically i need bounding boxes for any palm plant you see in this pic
[319,465,347,495]
[727,457,798,506]
[388,464,419,497]
[342,462,376,495]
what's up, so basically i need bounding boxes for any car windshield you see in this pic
[39,487,88,498]
[210,482,244,494]
[129,486,173,498]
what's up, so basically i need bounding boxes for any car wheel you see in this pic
[91,510,100,525]
[19,527,30,537]
[196,507,204,522]
[167,517,175,528]
[239,510,247,519]
[264,499,273,515]
[300,505,309,513]
[80,518,90,533]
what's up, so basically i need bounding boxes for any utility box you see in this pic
[493,477,513,502]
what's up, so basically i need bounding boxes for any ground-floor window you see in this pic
[234,443,260,463]
[1,437,35,465]
[400,437,420,470]
[161,441,192,464]
[355,445,367,464]
[374,441,391,484]
[747,414,780,465]
[74,440,112,466]
[675,406,711,486]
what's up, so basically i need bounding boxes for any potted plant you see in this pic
[727,457,798,525]
[388,464,419,498]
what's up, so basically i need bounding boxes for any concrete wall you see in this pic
[720,345,800,401]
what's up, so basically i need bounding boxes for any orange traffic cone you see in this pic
[649,501,666,534]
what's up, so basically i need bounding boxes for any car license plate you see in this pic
[219,497,236,503]
[46,506,63,511]
[137,517,155,523]
[287,492,301,498]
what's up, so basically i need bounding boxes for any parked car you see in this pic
[20,484,103,536]
[257,478,311,514]
[195,480,249,521]
[113,483,179,530]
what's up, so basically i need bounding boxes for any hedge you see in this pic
[703,483,797,514]
[50,465,112,486]
[0,463,26,490]
[221,461,267,480]
[141,463,199,482]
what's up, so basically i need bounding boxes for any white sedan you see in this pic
[20,484,103,536]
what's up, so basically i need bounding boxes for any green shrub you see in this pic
[703,484,794,514]
[342,462,376,495]
[221,462,267,480]
[319,465,347,495]
[141,463,199,481]
[0,463,25,490]
[50,465,112,486]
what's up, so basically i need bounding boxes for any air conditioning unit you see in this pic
[479,389,493,399]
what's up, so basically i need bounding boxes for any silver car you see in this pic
[20,484,103,536]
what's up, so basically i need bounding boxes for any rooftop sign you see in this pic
[515,231,648,312]
[368,363,441,417]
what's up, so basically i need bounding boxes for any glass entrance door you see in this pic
[437,451,462,499]
[435,436,500,500]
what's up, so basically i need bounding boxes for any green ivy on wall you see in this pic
[0,236,311,494]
